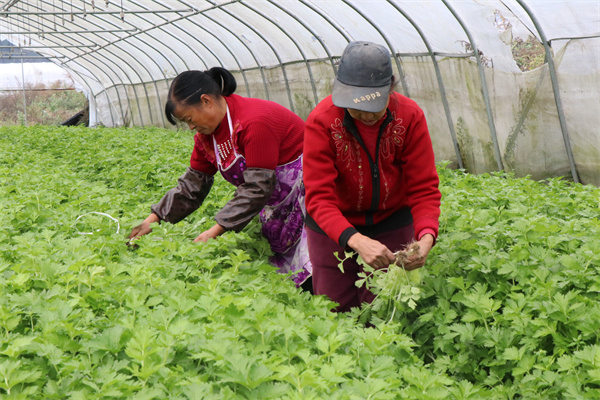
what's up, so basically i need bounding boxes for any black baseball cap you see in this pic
[332,41,393,113]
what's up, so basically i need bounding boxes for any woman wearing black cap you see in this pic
[303,41,441,312]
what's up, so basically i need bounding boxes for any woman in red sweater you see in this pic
[129,68,312,289]
[303,41,441,311]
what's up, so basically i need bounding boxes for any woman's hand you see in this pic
[347,233,396,269]
[128,213,160,240]
[194,223,226,243]
[398,234,434,271]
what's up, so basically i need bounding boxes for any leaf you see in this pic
[448,380,486,400]
[0,359,42,394]
[315,336,329,354]
[83,325,128,354]
[125,326,159,364]
[502,347,522,361]
[0,336,35,358]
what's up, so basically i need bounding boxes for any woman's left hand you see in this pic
[194,223,226,243]
[401,234,435,271]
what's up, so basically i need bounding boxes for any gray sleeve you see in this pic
[151,167,214,224]
[215,168,276,232]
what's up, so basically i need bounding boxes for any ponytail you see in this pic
[206,67,237,97]
[165,67,237,125]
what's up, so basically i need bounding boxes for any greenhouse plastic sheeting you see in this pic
[1,0,599,185]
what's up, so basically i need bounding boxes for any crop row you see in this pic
[1,125,599,399]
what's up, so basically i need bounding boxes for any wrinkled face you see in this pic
[173,95,223,135]
[347,96,390,126]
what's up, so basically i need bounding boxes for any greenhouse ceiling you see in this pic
[1,0,599,185]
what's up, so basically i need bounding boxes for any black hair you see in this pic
[165,67,237,125]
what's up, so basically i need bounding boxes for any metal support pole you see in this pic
[443,0,504,172]
[516,0,579,183]
[20,52,27,125]
[388,1,463,169]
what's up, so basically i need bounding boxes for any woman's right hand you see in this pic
[347,233,396,269]
[128,213,160,240]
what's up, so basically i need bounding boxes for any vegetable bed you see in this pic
[1,125,599,399]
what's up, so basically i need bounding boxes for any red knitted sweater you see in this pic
[189,94,304,174]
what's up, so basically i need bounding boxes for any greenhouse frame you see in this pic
[1,0,599,185]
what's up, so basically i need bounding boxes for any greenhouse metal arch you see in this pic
[1,0,598,185]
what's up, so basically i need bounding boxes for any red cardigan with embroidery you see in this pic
[303,92,441,248]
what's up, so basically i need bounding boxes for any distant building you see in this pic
[0,41,71,91]
[0,39,50,64]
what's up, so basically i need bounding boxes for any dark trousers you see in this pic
[306,224,415,312]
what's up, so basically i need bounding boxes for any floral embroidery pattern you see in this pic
[331,118,358,168]
[382,178,390,210]
[379,113,406,209]
[380,112,405,160]
[356,146,364,212]
[330,118,366,211]
[330,113,407,212]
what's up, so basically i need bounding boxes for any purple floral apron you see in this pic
[212,107,312,286]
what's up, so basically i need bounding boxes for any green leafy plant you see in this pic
[0,79,87,126]
[511,35,546,72]
[337,247,423,326]
[2,126,600,399]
